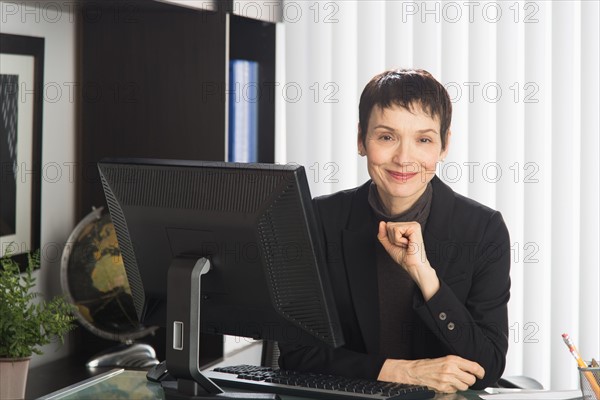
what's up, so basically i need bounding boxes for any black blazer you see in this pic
[279,176,510,390]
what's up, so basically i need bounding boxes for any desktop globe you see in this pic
[61,207,146,338]
[60,207,158,367]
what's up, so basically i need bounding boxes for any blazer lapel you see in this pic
[423,176,456,278]
[423,231,451,278]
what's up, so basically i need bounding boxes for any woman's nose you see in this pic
[391,142,414,167]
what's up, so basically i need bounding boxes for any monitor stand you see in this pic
[162,257,279,400]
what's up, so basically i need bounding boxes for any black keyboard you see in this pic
[204,365,435,400]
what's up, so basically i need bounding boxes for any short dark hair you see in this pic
[358,68,452,150]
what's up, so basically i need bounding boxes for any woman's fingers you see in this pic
[431,356,485,392]
[387,226,410,247]
[380,355,485,393]
[379,221,427,268]
[457,356,485,380]
[378,221,406,264]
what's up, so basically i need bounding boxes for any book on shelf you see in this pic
[228,59,259,163]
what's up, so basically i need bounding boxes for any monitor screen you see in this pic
[98,158,344,397]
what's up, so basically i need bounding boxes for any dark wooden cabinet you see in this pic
[75,0,277,366]
[77,0,276,219]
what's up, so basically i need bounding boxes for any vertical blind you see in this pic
[277,0,599,390]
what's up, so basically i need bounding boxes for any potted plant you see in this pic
[0,250,75,400]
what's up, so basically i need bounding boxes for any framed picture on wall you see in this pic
[0,33,44,269]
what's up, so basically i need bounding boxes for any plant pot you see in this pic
[0,357,31,400]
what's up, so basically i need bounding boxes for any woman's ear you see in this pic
[357,123,365,156]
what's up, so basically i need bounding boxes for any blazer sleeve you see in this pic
[278,342,387,379]
[413,211,511,389]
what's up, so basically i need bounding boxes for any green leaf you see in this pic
[0,248,75,358]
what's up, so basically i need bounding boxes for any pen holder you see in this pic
[579,366,600,400]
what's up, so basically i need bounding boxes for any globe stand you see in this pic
[86,341,160,369]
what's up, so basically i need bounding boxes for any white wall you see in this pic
[1,0,77,367]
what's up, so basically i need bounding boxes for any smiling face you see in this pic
[358,103,450,215]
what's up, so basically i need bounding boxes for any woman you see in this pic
[279,69,510,393]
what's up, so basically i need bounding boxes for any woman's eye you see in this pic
[379,135,394,141]
[419,138,432,143]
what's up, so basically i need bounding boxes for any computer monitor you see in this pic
[98,158,344,399]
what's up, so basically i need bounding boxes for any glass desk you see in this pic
[37,369,487,400]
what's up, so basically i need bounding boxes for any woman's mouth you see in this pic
[387,170,418,182]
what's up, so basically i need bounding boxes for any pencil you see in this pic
[562,333,600,399]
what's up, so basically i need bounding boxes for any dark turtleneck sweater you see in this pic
[367,182,433,359]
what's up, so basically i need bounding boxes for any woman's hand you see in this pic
[377,221,440,300]
[377,356,485,393]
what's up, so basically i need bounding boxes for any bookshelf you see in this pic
[229,14,276,162]
[76,0,278,364]
[77,0,277,218]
